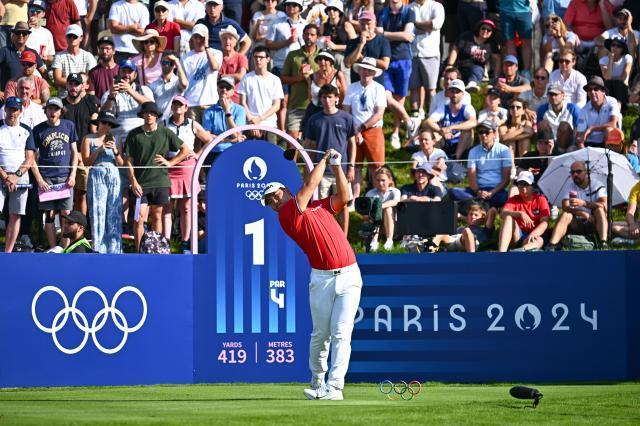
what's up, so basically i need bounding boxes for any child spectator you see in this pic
[364,167,400,252]
[432,201,496,253]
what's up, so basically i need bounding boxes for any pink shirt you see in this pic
[564,0,614,42]
[220,52,249,104]
[131,52,163,86]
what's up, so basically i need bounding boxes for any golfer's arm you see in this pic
[297,152,329,211]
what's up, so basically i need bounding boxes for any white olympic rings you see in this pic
[245,190,263,201]
[31,285,147,355]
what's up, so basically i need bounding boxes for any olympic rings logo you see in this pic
[245,190,263,201]
[31,286,147,355]
[379,380,423,400]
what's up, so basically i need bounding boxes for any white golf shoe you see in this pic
[303,385,344,400]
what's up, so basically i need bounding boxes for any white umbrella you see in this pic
[538,147,639,207]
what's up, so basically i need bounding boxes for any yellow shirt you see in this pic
[629,181,640,207]
[0,2,28,27]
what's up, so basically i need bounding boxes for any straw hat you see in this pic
[132,29,167,53]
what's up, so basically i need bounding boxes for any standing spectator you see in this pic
[498,170,551,252]
[304,84,356,235]
[377,0,415,148]
[44,0,80,53]
[237,45,284,141]
[265,0,307,75]
[599,37,633,108]
[201,76,246,156]
[343,57,386,199]
[26,0,54,66]
[408,0,444,118]
[0,22,46,92]
[450,120,512,208]
[168,0,205,55]
[124,101,190,252]
[131,29,167,86]
[0,76,46,128]
[147,1,181,53]
[31,97,78,249]
[542,0,571,20]
[51,24,97,98]
[542,14,578,73]
[180,23,221,123]
[149,53,188,122]
[499,98,534,173]
[446,19,500,92]
[4,50,50,104]
[0,1,28,49]
[250,0,286,48]
[163,95,210,252]
[223,0,243,24]
[576,75,619,148]
[564,0,614,49]
[319,0,351,80]
[71,0,95,50]
[457,0,488,35]
[365,167,400,252]
[63,72,99,215]
[108,0,149,63]
[88,35,119,101]
[549,48,588,108]
[195,0,251,54]
[0,96,35,253]
[281,24,319,141]
[425,79,477,160]
[488,55,532,108]
[537,83,580,152]
[81,110,123,253]
[219,25,248,105]
[301,49,347,130]
[499,0,534,78]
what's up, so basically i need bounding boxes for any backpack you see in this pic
[562,234,595,251]
[140,231,171,254]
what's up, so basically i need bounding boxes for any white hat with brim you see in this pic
[220,25,239,40]
[261,182,286,206]
[353,57,382,78]
[284,0,304,7]
[132,29,168,53]
[191,24,209,39]
[325,0,344,14]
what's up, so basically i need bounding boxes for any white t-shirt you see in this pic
[168,0,205,53]
[266,16,307,69]
[576,95,620,145]
[73,0,88,16]
[180,48,223,107]
[343,80,387,128]
[478,107,508,127]
[429,89,472,115]
[409,0,445,58]
[549,68,587,108]
[237,71,284,128]
[0,102,47,130]
[149,74,183,122]
[564,181,607,213]
[0,123,32,182]
[51,49,98,97]
[599,54,633,84]
[365,186,402,204]
[26,26,55,60]
[109,0,150,54]
[411,148,448,182]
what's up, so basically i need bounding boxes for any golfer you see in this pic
[261,149,362,401]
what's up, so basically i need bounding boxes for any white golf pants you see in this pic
[308,263,362,390]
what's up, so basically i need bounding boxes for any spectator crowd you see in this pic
[0,0,639,254]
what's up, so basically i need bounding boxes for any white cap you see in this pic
[191,24,209,38]
[447,79,466,93]
[260,182,286,206]
[66,24,83,37]
[515,170,535,185]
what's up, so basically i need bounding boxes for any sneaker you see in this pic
[303,386,344,401]
[466,81,480,93]
[611,237,636,246]
[407,117,421,139]
[599,241,609,250]
[383,239,394,250]
[390,132,401,150]
[544,243,559,252]
[369,240,379,252]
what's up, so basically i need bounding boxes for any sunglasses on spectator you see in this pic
[570,169,585,175]
[477,130,492,135]
[534,75,547,80]
[141,39,157,45]
[155,7,168,12]
[509,105,523,110]
[359,93,367,107]
[161,60,173,66]
[20,61,35,67]
[558,59,572,64]
[479,26,493,32]
[515,181,530,187]
[13,32,30,37]
[586,86,603,92]
[326,7,339,13]
[28,8,42,14]
[66,34,79,39]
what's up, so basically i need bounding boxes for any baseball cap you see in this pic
[605,128,625,146]
[415,163,436,176]
[61,210,88,228]
[515,170,534,185]
[171,95,189,106]
[358,10,376,21]
[486,87,501,97]
[547,82,564,95]
[447,79,466,93]
[205,0,223,4]
[503,54,518,65]
[67,73,83,84]
[260,182,285,206]
[46,97,64,109]
[191,24,209,38]
[97,35,115,46]
[20,50,37,64]
[119,58,137,71]
[66,24,83,37]
[154,0,170,10]
[217,76,235,89]
[617,8,631,17]
[477,120,497,131]
[29,0,46,11]
[5,96,23,110]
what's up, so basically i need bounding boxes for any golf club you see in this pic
[283,147,326,161]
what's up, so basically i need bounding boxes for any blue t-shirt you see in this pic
[345,35,391,85]
[400,182,445,199]
[377,6,415,60]
[33,119,78,179]
[202,102,247,153]
[304,110,355,175]
[196,14,247,51]
[468,141,512,189]
[499,0,531,14]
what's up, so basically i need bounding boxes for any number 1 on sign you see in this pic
[245,219,264,265]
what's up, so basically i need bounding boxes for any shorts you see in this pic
[0,185,28,215]
[318,175,354,200]
[409,57,440,91]
[355,127,385,166]
[383,59,412,97]
[500,11,532,40]
[136,187,170,206]
[75,166,88,192]
[168,158,199,199]
[568,216,597,235]
[285,108,306,132]
[39,176,73,211]
[271,66,289,95]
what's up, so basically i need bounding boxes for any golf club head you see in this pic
[283,148,296,161]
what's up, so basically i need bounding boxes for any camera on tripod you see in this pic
[354,197,382,253]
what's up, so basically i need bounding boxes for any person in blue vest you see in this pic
[424,79,477,160]
[61,210,93,253]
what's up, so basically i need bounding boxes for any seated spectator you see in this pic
[537,82,580,153]
[202,76,246,156]
[108,0,149,62]
[424,79,477,160]
[51,24,97,98]
[450,120,512,208]
[400,163,445,202]
[599,37,632,109]
[81,110,123,253]
[88,35,119,101]
[4,50,49,104]
[499,0,534,79]
[410,129,447,182]
[432,200,496,253]
[595,8,638,59]
[478,88,508,132]
[428,66,471,115]
[627,139,640,173]
[364,167,400,252]
[147,1,181,53]
[498,171,551,252]
[549,49,587,108]
[529,67,550,112]
[611,180,640,243]
[564,0,614,49]
[149,53,188,122]
[517,128,557,184]
[445,19,500,92]
[545,160,608,250]
[0,76,46,128]
[131,29,167,86]
[499,98,534,171]
[218,25,249,104]
[488,55,531,108]
[0,96,35,253]
[541,14,578,73]
[576,75,619,148]
[26,0,54,66]
[44,0,80,53]
[0,22,46,93]
[61,210,93,253]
